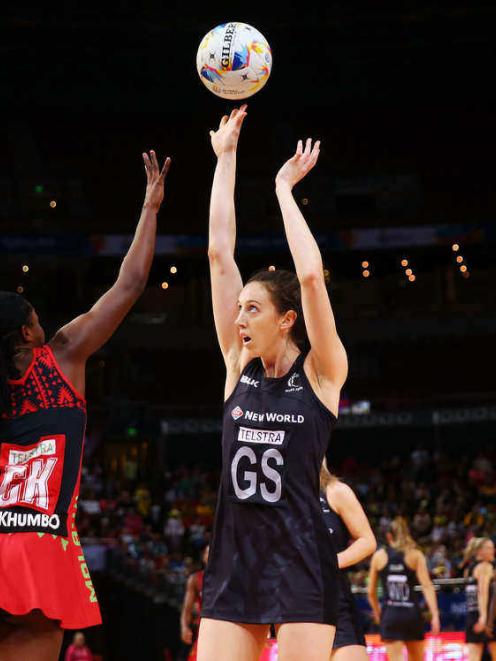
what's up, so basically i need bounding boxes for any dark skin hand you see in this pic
[14,151,171,394]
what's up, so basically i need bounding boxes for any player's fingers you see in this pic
[150,149,159,172]
[296,139,303,156]
[304,138,312,157]
[237,111,248,125]
[219,115,228,128]
[309,147,320,167]
[160,156,171,179]
[143,152,151,177]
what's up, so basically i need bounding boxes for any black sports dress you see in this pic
[379,547,424,641]
[320,492,366,648]
[202,353,339,624]
[465,560,495,644]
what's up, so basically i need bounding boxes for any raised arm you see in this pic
[50,151,170,379]
[329,482,376,569]
[207,106,248,393]
[412,550,440,634]
[275,139,347,414]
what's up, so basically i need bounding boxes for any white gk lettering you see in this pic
[231,447,283,504]
[237,427,285,445]
[0,458,57,510]
[244,410,304,424]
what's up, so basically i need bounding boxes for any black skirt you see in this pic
[380,605,424,642]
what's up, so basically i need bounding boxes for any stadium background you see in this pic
[2,2,495,658]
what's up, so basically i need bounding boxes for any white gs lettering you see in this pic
[260,448,283,503]
[231,447,257,499]
[231,447,284,503]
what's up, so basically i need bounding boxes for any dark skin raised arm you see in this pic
[49,150,171,396]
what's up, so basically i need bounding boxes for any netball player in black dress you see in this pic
[368,517,440,661]
[199,106,348,661]
[463,537,496,661]
[320,460,376,660]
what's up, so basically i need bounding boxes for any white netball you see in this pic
[196,22,272,100]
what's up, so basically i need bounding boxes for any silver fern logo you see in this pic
[286,373,303,392]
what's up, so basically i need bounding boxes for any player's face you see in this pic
[27,309,46,347]
[236,282,287,356]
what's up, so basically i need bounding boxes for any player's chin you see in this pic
[242,338,259,355]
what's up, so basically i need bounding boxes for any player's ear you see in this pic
[280,310,297,330]
[21,323,33,343]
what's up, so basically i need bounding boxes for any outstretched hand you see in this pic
[276,138,320,190]
[143,150,171,212]
[210,105,248,157]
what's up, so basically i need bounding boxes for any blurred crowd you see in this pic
[345,445,496,588]
[77,444,496,606]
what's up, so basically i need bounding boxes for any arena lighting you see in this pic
[456,255,463,263]
[361,261,369,269]
[160,282,169,290]
[22,265,29,273]
[49,200,57,208]
[268,265,276,271]
[362,270,370,278]
[16,286,24,294]
[463,271,470,278]
[460,265,467,273]
[301,198,309,205]
[452,243,460,252]
[405,268,413,276]
[401,259,408,267]
[409,275,416,282]
[170,266,177,274]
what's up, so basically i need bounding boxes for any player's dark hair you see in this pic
[246,268,308,351]
[0,292,33,415]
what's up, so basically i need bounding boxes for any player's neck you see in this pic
[260,343,300,378]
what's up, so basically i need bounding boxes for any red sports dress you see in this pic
[0,344,102,629]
